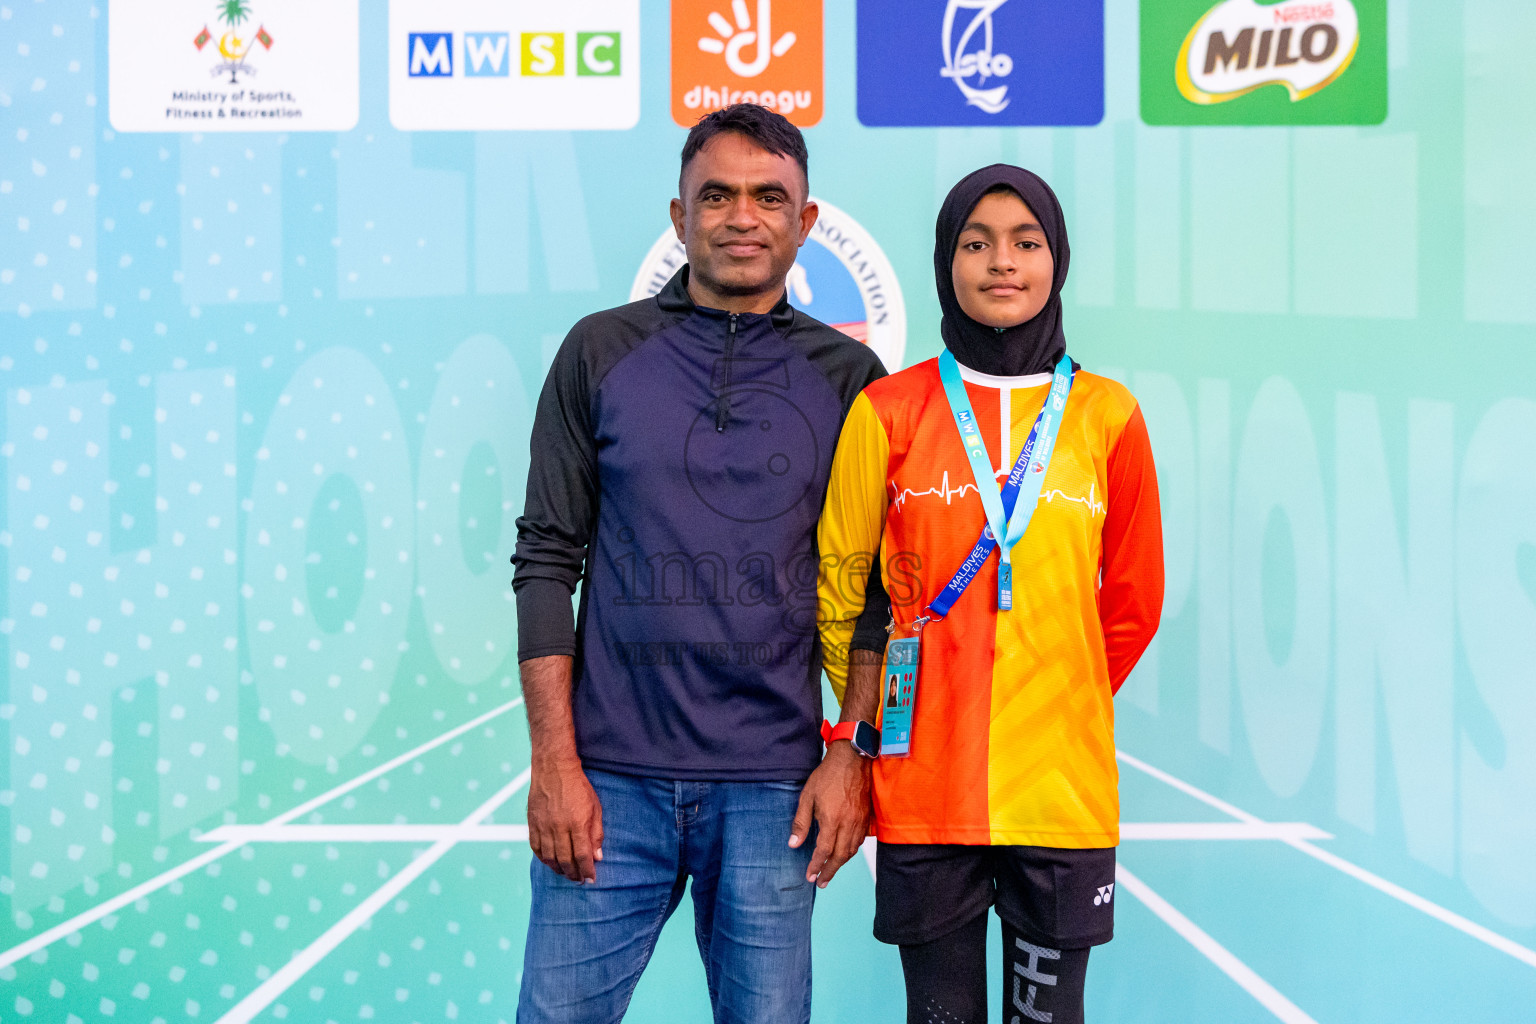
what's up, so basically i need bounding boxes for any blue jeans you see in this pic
[517,769,816,1024]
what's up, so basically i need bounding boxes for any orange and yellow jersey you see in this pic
[818,358,1164,847]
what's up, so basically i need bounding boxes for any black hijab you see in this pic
[934,164,1070,378]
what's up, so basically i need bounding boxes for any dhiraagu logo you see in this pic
[672,0,824,126]
[1141,0,1385,125]
[389,0,638,129]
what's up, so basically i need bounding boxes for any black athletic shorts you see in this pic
[873,842,1117,949]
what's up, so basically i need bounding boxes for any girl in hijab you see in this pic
[816,165,1164,1023]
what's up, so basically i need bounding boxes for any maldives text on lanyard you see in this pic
[932,350,1075,613]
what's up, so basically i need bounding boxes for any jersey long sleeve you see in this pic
[817,392,891,703]
[1099,405,1163,694]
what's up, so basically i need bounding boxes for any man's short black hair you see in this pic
[679,104,809,193]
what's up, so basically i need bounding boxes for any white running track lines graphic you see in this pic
[10,705,1535,1024]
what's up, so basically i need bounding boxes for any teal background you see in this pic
[4,1,1536,1022]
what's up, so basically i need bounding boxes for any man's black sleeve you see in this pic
[849,559,891,655]
[512,326,598,662]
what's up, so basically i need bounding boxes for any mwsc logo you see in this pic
[390,0,638,130]
[405,31,622,78]
[1141,0,1385,125]
[630,198,906,373]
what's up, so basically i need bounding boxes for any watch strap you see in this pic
[822,719,878,757]
[821,719,859,746]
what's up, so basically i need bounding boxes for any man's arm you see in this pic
[521,655,603,883]
[794,390,893,886]
[790,648,881,887]
[513,326,604,881]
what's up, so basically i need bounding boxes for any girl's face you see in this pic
[950,190,1054,331]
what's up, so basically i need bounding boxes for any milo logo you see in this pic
[1139,0,1385,125]
[1178,0,1358,104]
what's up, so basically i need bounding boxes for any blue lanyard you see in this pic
[925,350,1074,618]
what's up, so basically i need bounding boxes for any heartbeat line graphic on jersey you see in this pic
[1040,481,1107,518]
[890,470,977,512]
[892,477,1106,518]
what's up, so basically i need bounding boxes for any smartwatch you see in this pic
[821,719,881,759]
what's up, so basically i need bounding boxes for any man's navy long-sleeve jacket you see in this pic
[513,266,891,781]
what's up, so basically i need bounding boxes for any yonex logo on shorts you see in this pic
[1094,883,1115,906]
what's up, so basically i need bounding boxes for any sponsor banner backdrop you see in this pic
[857,0,1105,127]
[1140,0,1387,125]
[672,0,824,126]
[3,2,1536,1023]
[108,0,360,132]
[389,0,640,130]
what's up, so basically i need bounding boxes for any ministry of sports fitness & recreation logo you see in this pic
[193,0,275,84]
[630,197,907,373]
[856,0,1103,127]
[1139,0,1386,125]
[108,0,359,132]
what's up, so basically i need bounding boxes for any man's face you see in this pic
[671,133,817,302]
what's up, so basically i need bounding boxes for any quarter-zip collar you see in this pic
[656,264,797,333]
[716,312,738,432]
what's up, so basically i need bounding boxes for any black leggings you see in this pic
[898,911,1090,1024]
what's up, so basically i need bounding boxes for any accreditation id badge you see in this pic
[879,636,921,757]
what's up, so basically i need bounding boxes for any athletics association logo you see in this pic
[672,0,823,126]
[109,0,359,132]
[1140,0,1385,125]
[856,0,1103,127]
[193,1,275,84]
[630,197,907,373]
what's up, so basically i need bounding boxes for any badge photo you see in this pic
[880,636,921,758]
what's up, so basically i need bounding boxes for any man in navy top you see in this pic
[512,105,891,1022]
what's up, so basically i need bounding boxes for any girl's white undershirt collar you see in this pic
[952,360,1053,389]
[950,359,1051,477]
